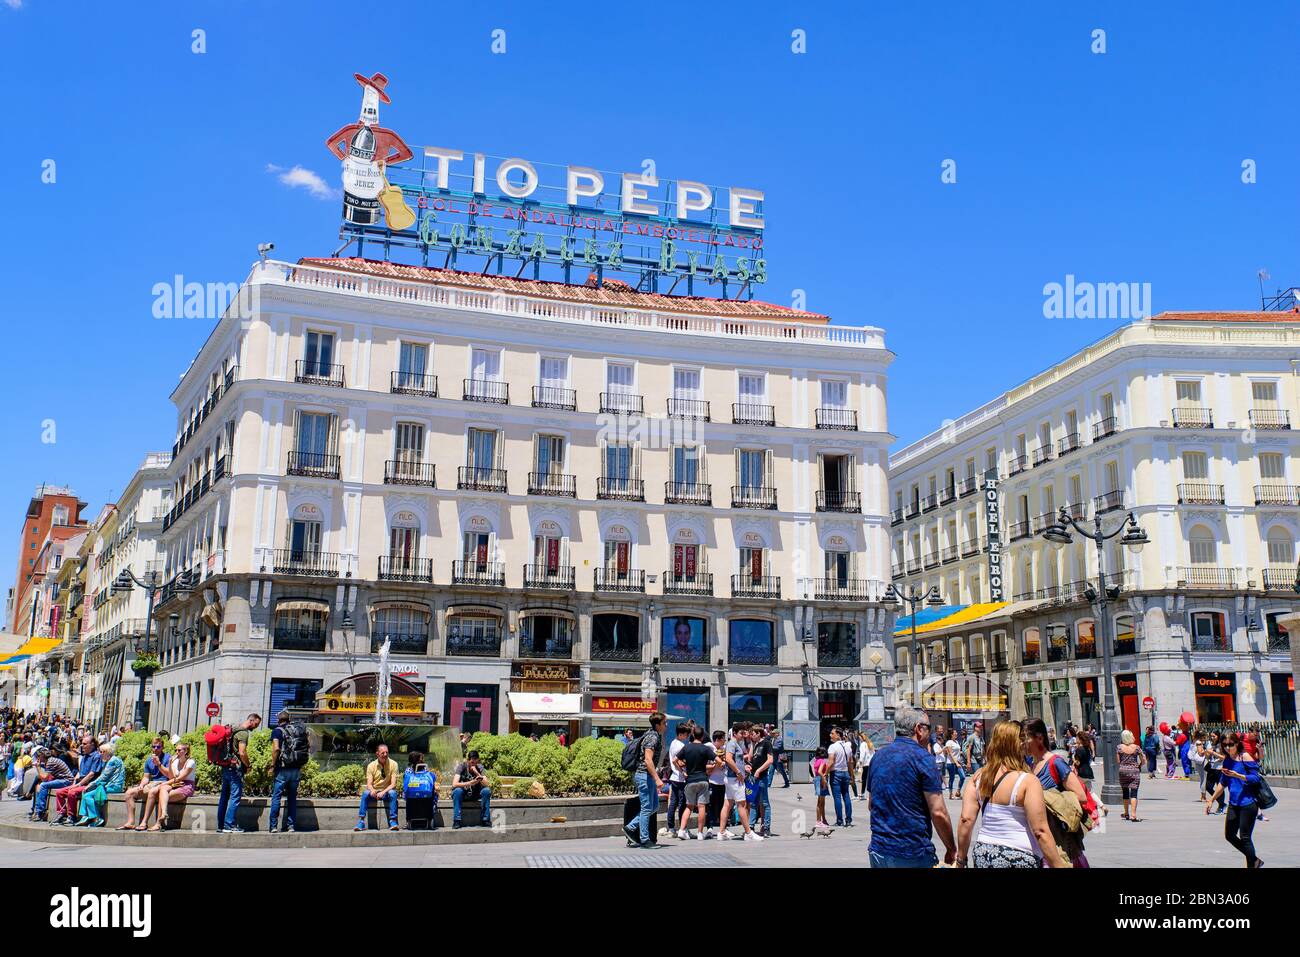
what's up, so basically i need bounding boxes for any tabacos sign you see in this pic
[591,696,656,715]
[326,71,768,295]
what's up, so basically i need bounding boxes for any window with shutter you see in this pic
[1259,453,1285,480]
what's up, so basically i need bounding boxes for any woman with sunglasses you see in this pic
[148,743,196,831]
[119,738,170,831]
[1205,732,1263,868]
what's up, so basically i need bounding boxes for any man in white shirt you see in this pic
[828,727,856,827]
[662,722,690,837]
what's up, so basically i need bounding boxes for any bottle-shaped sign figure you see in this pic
[325,72,415,229]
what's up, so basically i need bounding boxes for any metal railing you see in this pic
[451,560,505,586]
[667,397,711,421]
[272,549,340,577]
[463,378,509,404]
[532,385,577,411]
[1009,520,1031,541]
[1254,485,1300,507]
[666,481,712,506]
[384,459,436,486]
[527,471,577,497]
[518,638,573,659]
[591,642,643,662]
[815,407,857,430]
[390,370,438,397]
[890,507,905,525]
[377,555,434,582]
[813,578,876,601]
[597,476,645,501]
[273,627,328,652]
[1263,566,1299,591]
[732,402,775,427]
[941,544,959,564]
[371,632,428,655]
[958,475,979,497]
[446,631,502,656]
[523,564,576,589]
[600,391,643,415]
[1032,445,1053,467]
[1172,406,1213,428]
[921,493,938,512]
[731,485,777,509]
[1094,490,1124,513]
[818,643,859,667]
[664,572,713,596]
[1178,566,1237,589]
[817,489,860,512]
[593,568,646,593]
[1248,408,1290,430]
[1177,482,1225,505]
[731,574,781,598]
[287,451,340,479]
[1092,416,1118,441]
[457,465,507,492]
[728,644,776,665]
[294,360,345,388]
[1057,433,1081,456]
[1198,723,1300,777]
[1008,454,1028,475]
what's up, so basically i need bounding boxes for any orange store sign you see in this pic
[591,696,656,715]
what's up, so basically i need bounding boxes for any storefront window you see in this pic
[666,690,709,733]
[371,606,429,655]
[728,619,774,665]
[444,684,498,734]
[592,613,640,662]
[728,689,777,728]
[446,615,502,656]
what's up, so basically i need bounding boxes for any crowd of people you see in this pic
[1,708,131,827]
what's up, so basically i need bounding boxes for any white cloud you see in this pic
[4,1,24,9]
[266,163,338,200]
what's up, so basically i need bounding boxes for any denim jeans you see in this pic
[358,789,399,828]
[748,774,771,831]
[269,767,301,830]
[217,767,244,830]
[870,848,938,868]
[830,770,853,824]
[633,769,657,844]
[32,779,69,817]
[451,785,491,825]
[773,759,790,787]
[667,779,686,829]
[946,763,967,793]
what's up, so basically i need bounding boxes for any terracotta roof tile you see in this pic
[297,257,829,323]
[1150,310,1300,323]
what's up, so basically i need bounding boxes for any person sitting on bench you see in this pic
[356,744,400,831]
[451,751,492,828]
[76,742,124,827]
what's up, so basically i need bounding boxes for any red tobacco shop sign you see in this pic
[591,696,656,715]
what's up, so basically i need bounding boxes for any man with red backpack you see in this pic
[207,713,261,833]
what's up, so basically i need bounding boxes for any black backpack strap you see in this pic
[980,770,1015,812]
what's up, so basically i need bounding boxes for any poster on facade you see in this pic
[662,616,705,662]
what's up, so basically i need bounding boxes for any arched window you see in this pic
[1023,626,1041,664]
[1188,525,1216,566]
[1113,614,1135,655]
[1266,529,1295,566]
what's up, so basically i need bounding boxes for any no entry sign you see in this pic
[205,702,220,718]
[1142,696,1155,711]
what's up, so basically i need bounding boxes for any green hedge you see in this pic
[464,732,632,796]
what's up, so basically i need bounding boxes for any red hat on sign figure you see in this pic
[1159,721,1170,735]
[1179,710,1195,730]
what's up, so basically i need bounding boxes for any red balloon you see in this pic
[1159,722,1170,734]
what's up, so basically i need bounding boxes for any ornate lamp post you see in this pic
[113,568,191,728]
[1041,507,1149,806]
[883,583,945,708]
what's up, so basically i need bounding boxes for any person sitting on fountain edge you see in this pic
[451,750,492,829]
[356,743,400,831]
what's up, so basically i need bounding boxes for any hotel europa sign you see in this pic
[327,72,766,297]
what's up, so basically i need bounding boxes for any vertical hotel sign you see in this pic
[983,476,1004,601]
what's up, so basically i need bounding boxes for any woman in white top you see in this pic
[148,743,197,832]
[856,735,874,804]
[956,721,1063,869]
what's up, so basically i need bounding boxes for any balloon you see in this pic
[1159,722,1170,734]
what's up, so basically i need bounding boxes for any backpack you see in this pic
[621,733,649,772]
[403,767,436,800]
[204,724,238,768]
[278,720,310,769]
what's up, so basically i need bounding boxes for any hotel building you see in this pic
[145,256,895,739]
[888,312,1300,733]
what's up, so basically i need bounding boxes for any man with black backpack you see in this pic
[268,710,310,833]
[621,711,666,849]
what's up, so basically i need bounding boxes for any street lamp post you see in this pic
[883,583,945,708]
[1042,507,1149,807]
[113,568,192,729]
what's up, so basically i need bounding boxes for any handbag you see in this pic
[1255,774,1277,811]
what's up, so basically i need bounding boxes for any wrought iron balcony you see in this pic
[940,486,957,505]
[890,507,905,525]
[906,501,921,518]
[1172,407,1213,429]
[1262,566,1297,591]
[966,654,986,671]
[1047,642,1069,663]
[1178,566,1237,589]
[1094,489,1124,514]
[921,493,938,512]
[1008,520,1031,541]
[287,451,340,479]
[594,568,646,593]
[958,475,979,497]
[732,402,775,427]
[664,572,713,596]
[923,552,940,569]
[528,471,577,497]
[891,564,905,580]
[272,549,339,577]
[1057,433,1081,456]
[384,459,436,487]
[532,385,577,411]
[451,560,505,587]
[273,626,327,652]
[731,574,780,599]
[1177,482,1225,505]
[1249,408,1290,430]
[523,564,576,589]
[1064,502,1086,520]
[463,378,509,404]
[457,466,507,493]
[294,360,344,388]
[1075,641,1097,660]
[941,544,959,564]
[813,578,875,601]
[518,637,573,659]
[728,643,775,665]
[667,397,711,421]
[666,481,712,506]
[1008,454,1028,476]
[1191,633,1231,653]
[732,485,777,509]
[600,391,643,415]
[960,540,980,558]
[446,631,502,657]
[1033,512,1058,534]
[1092,416,1118,441]
[990,652,1009,671]
[1113,636,1136,656]
[591,643,642,662]
[371,632,428,655]
[390,370,438,397]
[815,407,857,430]
[597,476,645,501]
[906,558,922,574]
[1021,647,1040,665]
[817,642,859,668]
[377,555,433,583]
[1254,485,1300,507]
[1032,445,1054,467]
[816,490,860,512]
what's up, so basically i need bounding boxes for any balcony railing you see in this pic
[528,472,577,497]
[1032,445,1053,467]
[273,627,328,652]
[523,564,576,589]
[287,451,340,479]
[813,578,875,601]
[662,644,709,664]
[1021,647,1040,665]
[1008,520,1031,541]
[815,407,857,430]
[295,360,345,388]
[940,486,957,506]
[906,502,921,518]
[966,654,986,672]
[1249,408,1290,430]
[1177,482,1225,505]
[1172,407,1213,429]
[451,560,505,586]
[1075,642,1097,661]
[921,493,938,512]
[518,637,573,659]
[377,555,433,583]
[446,631,503,657]
[731,574,781,599]
[728,643,775,665]
[941,544,959,564]
[1031,512,1056,534]
[272,549,340,578]
[1064,502,1086,520]
[1191,634,1231,653]
[457,466,507,492]
[1094,490,1124,514]
[600,391,643,415]
[1113,636,1136,656]
[958,475,979,497]
[1178,566,1237,589]
[594,568,646,593]
[597,476,645,501]
[390,370,438,397]
[817,643,859,667]
[732,485,778,509]
[1262,566,1297,591]
[1008,454,1028,476]
[891,563,904,580]
[1254,485,1300,507]
[1057,433,1081,456]
[532,385,577,411]
[372,632,428,655]
[906,558,922,574]
[890,507,905,525]
[463,378,509,404]
[1047,642,1069,663]
[667,397,711,421]
[666,481,712,506]
[960,540,980,558]
[732,402,775,427]
[591,642,643,662]
[664,572,713,596]
[923,552,940,569]
[384,459,436,487]
[988,652,1007,671]
[816,490,861,512]
[1092,416,1118,441]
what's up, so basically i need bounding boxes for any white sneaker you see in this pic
[676,829,689,840]
[658,826,670,836]
[719,830,736,840]
[744,831,765,842]
[696,829,707,840]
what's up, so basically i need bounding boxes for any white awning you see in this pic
[507,691,582,718]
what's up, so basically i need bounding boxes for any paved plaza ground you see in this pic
[2,766,1293,868]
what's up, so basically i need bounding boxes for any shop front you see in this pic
[728,688,778,728]
[587,690,657,738]
[1114,674,1140,739]
[817,689,859,745]
[444,684,499,735]
[664,688,710,734]
[1194,672,1237,723]
[509,661,581,738]
[920,673,1009,742]
[1271,672,1296,722]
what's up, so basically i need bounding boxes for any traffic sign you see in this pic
[1141,696,1154,711]
[205,702,220,718]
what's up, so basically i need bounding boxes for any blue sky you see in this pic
[1,1,1297,602]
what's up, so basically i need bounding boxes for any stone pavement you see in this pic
[1,769,1293,868]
